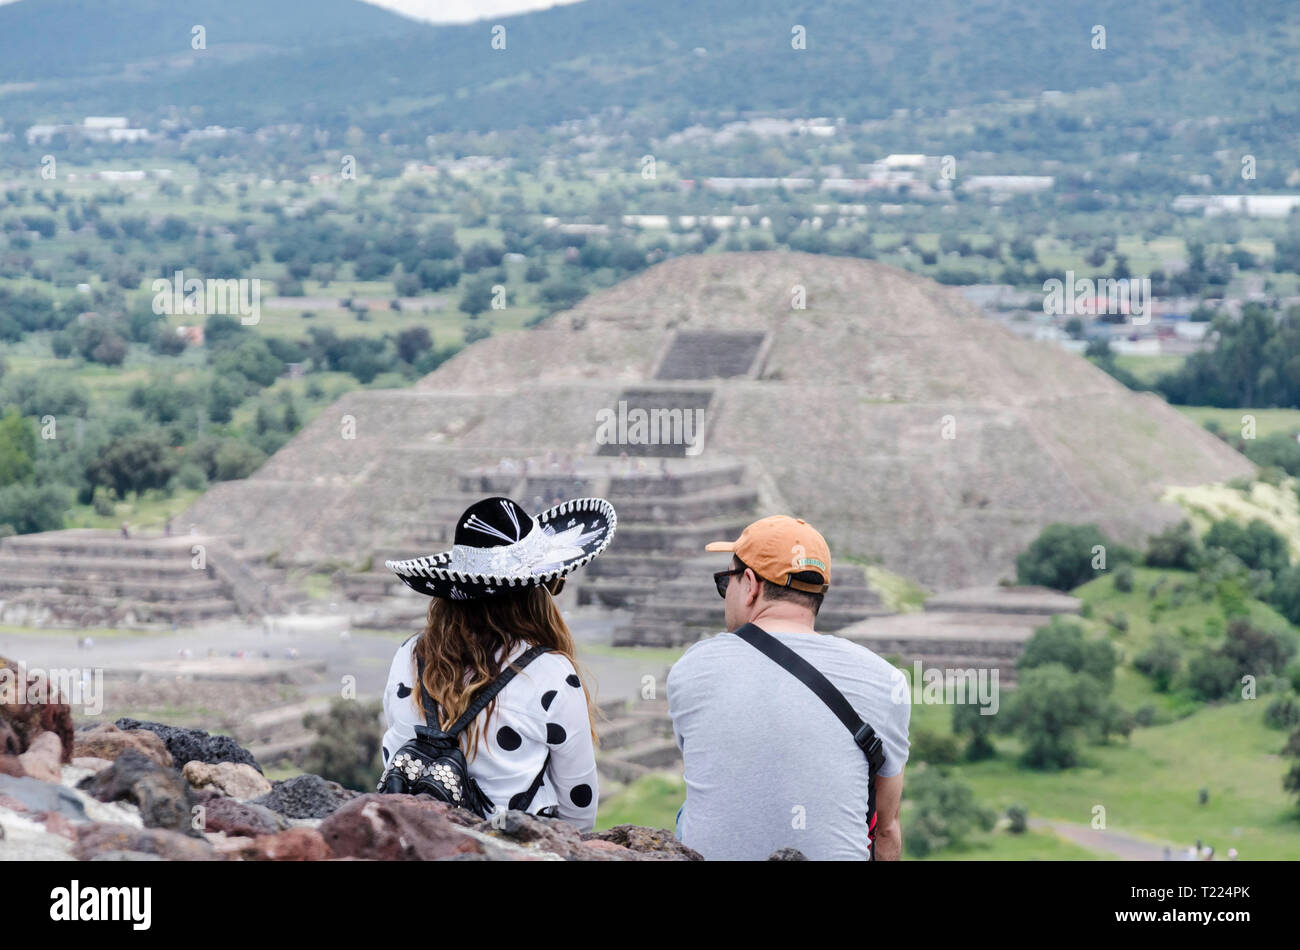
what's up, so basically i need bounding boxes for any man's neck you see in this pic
[741,605,817,636]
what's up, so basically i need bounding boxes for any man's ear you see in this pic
[743,568,762,606]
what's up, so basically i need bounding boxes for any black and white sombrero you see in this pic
[386,496,617,600]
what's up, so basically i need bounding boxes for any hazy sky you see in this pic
[0,0,590,24]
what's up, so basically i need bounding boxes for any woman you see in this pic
[379,495,616,831]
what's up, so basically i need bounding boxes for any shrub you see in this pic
[1145,520,1202,570]
[1016,523,1132,591]
[1006,803,1028,834]
[910,729,961,765]
[1265,695,1300,730]
[1018,616,1119,691]
[903,768,996,858]
[1114,564,1135,593]
[1134,636,1182,692]
[301,698,384,792]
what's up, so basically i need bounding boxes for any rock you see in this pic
[0,755,25,778]
[582,824,703,861]
[18,731,64,783]
[0,774,89,822]
[0,655,74,762]
[182,761,272,801]
[247,827,332,861]
[73,724,173,768]
[79,749,196,834]
[576,838,639,860]
[0,805,76,860]
[766,847,809,860]
[473,809,587,858]
[252,773,358,819]
[88,851,164,861]
[198,796,289,838]
[0,720,20,755]
[113,718,260,773]
[71,756,115,773]
[74,824,217,861]
[318,794,486,861]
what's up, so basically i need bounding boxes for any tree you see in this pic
[302,699,384,792]
[0,482,69,534]
[1146,520,1202,570]
[952,700,997,761]
[903,767,996,858]
[1134,636,1182,692]
[1204,519,1290,577]
[1016,523,1128,591]
[0,408,36,486]
[85,430,177,498]
[1018,616,1119,691]
[459,275,496,317]
[1004,664,1109,769]
[395,326,433,365]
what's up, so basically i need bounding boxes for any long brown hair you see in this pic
[410,585,599,761]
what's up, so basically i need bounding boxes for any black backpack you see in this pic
[734,623,888,860]
[377,645,551,818]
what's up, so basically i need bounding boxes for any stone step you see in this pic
[607,517,752,555]
[609,485,758,522]
[0,572,229,602]
[0,532,206,561]
[596,715,670,751]
[597,736,682,784]
[607,463,746,497]
[0,553,209,581]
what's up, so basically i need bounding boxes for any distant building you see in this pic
[963,176,1055,194]
[1172,194,1300,218]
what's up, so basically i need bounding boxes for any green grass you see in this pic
[64,488,204,533]
[1176,406,1300,439]
[921,826,1111,860]
[956,700,1300,859]
[1113,353,1185,386]
[595,772,684,831]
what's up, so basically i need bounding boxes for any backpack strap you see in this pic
[733,622,887,859]
[413,644,551,736]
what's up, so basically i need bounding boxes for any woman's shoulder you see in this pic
[501,648,581,702]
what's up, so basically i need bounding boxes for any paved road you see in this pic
[0,604,663,709]
[1030,818,1205,861]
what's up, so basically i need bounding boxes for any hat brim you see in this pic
[704,540,737,552]
[386,497,617,601]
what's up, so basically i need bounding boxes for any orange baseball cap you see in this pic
[705,515,831,594]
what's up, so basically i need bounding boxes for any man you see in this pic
[667,515,909,860]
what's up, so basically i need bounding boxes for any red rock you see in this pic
[38,811,78,841]
[74,824,218,861]
[582,824,703,861]
[17,731,63,783]
[318,794,486,861]
[0,656,75,762]
[248,827,333,861]
[73,723,174,768]
[577,839,637,860]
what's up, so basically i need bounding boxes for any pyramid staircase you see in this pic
[0,530,273,628]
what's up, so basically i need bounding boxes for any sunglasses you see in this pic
[713,566,745,599]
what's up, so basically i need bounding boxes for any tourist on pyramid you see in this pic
[669,515,911,860]
[379,495,617,831]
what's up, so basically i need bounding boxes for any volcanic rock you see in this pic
[113,718,261,773]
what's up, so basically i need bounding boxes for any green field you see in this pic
[1176,406,1300,440]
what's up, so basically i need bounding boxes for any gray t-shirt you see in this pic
[667,628,910,861]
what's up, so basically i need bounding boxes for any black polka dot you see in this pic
[396,683,411,699]
[382,746,389,762]
[570,784,593,808]
[546,723,567,744]
[565,674,581,688]
[541,689,557,710]
[497,726,522,751]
